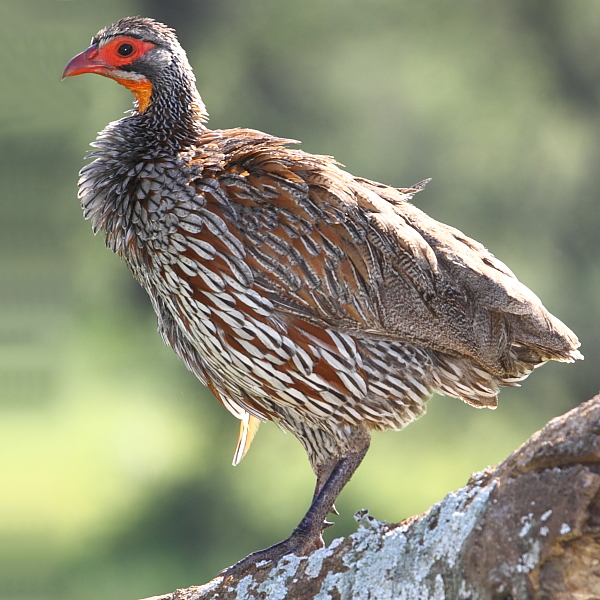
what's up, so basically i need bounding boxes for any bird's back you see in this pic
[190,128,581,371]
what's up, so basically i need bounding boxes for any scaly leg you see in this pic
[313,456,341,518]
[220,439,370,579]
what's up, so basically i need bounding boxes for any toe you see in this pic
[219,531,322,579]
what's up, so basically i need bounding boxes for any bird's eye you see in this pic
[117,43,134,57]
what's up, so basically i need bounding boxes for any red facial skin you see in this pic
[63,37,156,111]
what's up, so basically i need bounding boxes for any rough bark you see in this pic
[142,395,600,600]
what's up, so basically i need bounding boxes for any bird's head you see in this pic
[63,17,198,115]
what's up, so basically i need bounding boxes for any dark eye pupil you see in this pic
[118,43,134,57]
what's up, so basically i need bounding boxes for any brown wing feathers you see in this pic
[149,130,577,430]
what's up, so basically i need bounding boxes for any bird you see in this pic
[63,17,582,576]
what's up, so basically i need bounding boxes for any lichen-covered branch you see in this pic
[142,395,600,600]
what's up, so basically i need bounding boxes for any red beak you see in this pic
[62,45,115,80]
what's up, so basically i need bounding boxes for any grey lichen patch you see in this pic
[517,539,542,574]
[314,480,496,600]
[234,575,257,600]
[226,554,306,600]
[305,537,345,579]
[432,574,445,600]
[256,555,305,600]
[559,523,571,535]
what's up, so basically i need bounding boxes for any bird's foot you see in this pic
[218,529,324,581]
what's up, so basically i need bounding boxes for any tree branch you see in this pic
[142,394,600,600]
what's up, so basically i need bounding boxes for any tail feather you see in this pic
[232,412,261,466]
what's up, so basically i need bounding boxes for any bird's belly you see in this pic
[146,264,436,435]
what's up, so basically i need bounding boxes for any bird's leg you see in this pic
[313,457,340,517]
[219,436,370,579]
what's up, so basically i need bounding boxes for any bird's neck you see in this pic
[82,72,209,259]
[127,64,208,154]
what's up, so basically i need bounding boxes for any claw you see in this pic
[329,503,340,516]
[322,520,335,530]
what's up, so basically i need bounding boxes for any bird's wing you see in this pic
[361,177,582,368]
[179,130,579,381]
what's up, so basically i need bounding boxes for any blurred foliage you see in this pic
[0,1,599,598]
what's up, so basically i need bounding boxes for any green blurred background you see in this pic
[0,1,598,598]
